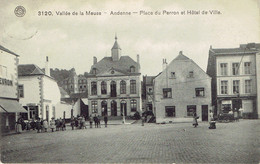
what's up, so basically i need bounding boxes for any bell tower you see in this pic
[111,35,121,61]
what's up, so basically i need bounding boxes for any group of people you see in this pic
[15,114,109,134]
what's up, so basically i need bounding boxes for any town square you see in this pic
[1,0,260,163]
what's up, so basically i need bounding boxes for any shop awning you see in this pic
[0,99,27,113]
[81,98,88,105]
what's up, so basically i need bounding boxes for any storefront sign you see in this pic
[0,78,13,86]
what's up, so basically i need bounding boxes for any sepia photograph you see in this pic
[0,0,259,163]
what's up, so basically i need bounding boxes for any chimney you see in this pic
[93,56,97,65]
[179,51,183,55]
[137,54,140,64]
[45,56,50,76]
[162,58,167,71]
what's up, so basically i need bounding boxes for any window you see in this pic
[188,71,194,78]
[84,85,86,88]
[70,85,73,89]
[101,81,107,94]
[91,101,98,113]
[221,81,228,94]
[232,63,239,75]
[165,106,176,117]
[130,99,137,112]
[130,80,136,94]
[244,62,251,74]
[220,63,228,75]
[163,88,172,98]
[91,82,97,95]
[120,80,126,94]
[130,66,135,73]
[233,80,240,94]
[195,88,205,97]
[148,87,153,93]
[171,72,176,78]
[187,105,196,117]
[80,85,82,89]
[92,68,97,74]
[245,80,251,93]
[18,85,24,98]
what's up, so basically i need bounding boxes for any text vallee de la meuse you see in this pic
[54,10,221,16]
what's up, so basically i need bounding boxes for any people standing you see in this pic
[71,116,75,130]
[26,120,31,131]
[192,111,198,128]
[43,119,48,132]
[16,116,23,134]
[104,114,108,128]
[82,117,87,129]
[36,118,42,133]
[94,115,98,128]
[55,118,60,131]
[89,115,93,128]
[239,107,244,119]
[97,115,101,128]
[234,109,239,122]
[30,118,36,130]
[50,117,55,132]
[61,118,66,131]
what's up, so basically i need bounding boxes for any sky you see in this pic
[0,0,259,76]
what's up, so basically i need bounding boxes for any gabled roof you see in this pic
[174,52,190,60]
[18,64,45,76]
[89,56,140,76]
[59,87,70,98]
[0,45,19,56]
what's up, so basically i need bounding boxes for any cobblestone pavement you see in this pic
[1,120,260,163]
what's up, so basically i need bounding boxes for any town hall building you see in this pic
[87,36,141,117]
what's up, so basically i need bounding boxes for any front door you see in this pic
[121,101,127,116]
[111,101,117,116]
[202,105,208,121]
[101,101,107,116]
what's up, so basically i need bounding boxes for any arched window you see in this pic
[110,81,117,97]
[130,66,135,73]
[91,81,97,95]
[120,80,126,94]
[121,100,127,116]
[130,80,136,94]
[130,99,137,112]
[92,101,98,113]
[101,81,107,94]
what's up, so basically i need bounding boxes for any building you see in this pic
[59,68,79,95]
[18,57,76,122]
[87,36,141,117]
[207,43,260,118]
[154,51,212,123]
[78,74,88,93]
[142,75,156,112]
[0,45,27,132]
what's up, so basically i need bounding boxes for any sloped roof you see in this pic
[18,64,45,76]
[70,91,88,98]
[211,43,260,54]
[174,52,190,60]
[0,45,19,56]
[112,40,121,49]
[144,76,156,85]
[59,87,70,98]
[89,56,140,76]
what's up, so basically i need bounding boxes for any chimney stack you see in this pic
[179,51,183,55]
[93,56,97,65]
[137,54,140,64]
[162,58,167,71]
[45,56,50,76]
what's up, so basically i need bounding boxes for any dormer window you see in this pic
[92,68,97,75]
[130,66,135,73]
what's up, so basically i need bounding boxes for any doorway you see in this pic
[202,105,208,121]
[111,100,117,116]
[120,100,127,116]
[101,101,108,116]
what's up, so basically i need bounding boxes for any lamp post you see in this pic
[122,105,125,124]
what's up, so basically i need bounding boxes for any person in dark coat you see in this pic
[97,116,101,128]
[192,111,199,128]
[61,118,66,131]
[89,115,93,128]
[55,118,60,131]
[30,119,36,130]
[104,114,108,128]
[36,118,42,133]
[93,115,98,128]
[71,116,75,130]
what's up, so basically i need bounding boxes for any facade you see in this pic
[78,74,88,93]
[207,43,260,118]
[154,51,212,123]
[87,36,141,117]
[0,45,27,132]
[18,58,76,122]
[142,75,156,112]
[59,68,78,95]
